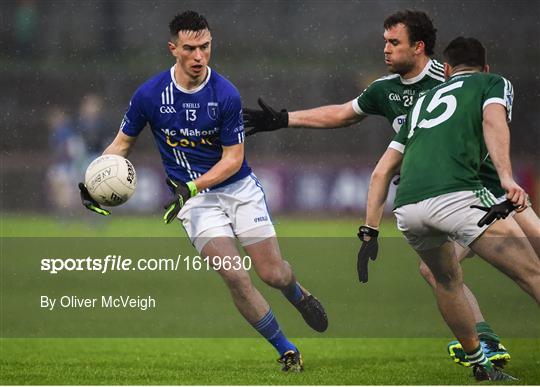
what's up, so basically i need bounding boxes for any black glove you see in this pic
[470,199,517,227]
[243,97,288,136]
[163,178,198,224]
[357,226,379,283]
[78,182,111,216]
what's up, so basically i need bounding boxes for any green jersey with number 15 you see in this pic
[353,59,506,198]
[390,71,513,209]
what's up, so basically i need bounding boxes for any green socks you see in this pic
[476,321,500,343]
[466,345,494,370]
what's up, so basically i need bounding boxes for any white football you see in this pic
[84,155,137,206]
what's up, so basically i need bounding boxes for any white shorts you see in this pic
[178,173,276,252]
[393,189,497,251]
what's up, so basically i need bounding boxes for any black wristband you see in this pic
[358,226,379,241]
[281,109,289,127]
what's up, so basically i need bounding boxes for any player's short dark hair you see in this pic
[169,10,210,38]
[443,37,486,68]
[384,10,437,56]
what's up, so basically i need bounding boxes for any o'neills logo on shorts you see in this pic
[254,216,268,223]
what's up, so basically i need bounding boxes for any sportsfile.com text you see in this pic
[40,255,252,274]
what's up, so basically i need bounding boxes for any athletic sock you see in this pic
[252,309,297,355]
[281,281,303,305]
[466,345,494,371]
[476,321,500,343]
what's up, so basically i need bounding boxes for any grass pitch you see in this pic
[1,214,539,384]
[1,213,377,237]
[2,338,539,385]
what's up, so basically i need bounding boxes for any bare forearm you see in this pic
[193,158,241,191]
[484,129,511,180]
[102,131,136,157]
[288,103,363,128]
[103,144,129,157]
[483,105,512,181]
[482,104,528,206]
[364,148,402,228]
[365,171,393,228]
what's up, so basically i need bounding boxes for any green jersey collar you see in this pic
[450,70,478,79]
[400,59,434,85]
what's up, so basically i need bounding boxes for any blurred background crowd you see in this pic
[1,0,539,216]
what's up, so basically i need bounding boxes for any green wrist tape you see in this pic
[90,205,110,216]
[163,204,175,223]
[186,181,198,197]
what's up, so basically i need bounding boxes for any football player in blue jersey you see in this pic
[78,10,327,372]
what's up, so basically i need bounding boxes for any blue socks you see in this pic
[282,282,303,305]
[252,309,296,355]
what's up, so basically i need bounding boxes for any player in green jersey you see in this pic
[244,10,443,134]
[360,36,540,381]
[243,10,531,366]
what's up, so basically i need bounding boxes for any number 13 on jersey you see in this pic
[186,109,197,121]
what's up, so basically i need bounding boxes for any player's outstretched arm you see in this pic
[288,99,366,129]
[357,148,402,283]
[482,104,527,208]
[243,98,289,136]
[243,97,365,136]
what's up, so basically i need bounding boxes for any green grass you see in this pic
[1,214,395,237]
[1,338,539,384]
[1,214,539,384]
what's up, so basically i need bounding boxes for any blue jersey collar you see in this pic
[170,65,212,94]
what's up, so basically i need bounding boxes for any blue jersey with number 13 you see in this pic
[120,66,251,189]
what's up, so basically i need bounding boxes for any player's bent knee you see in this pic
[429,267,462,291]
[436,276,463,292]
[258,266,291,289]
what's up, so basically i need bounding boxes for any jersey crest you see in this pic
[207,102,219,120]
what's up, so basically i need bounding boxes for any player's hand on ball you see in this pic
[357,225,379,283]
[243,97,288,136]
[78,183,111,216]
[163,178,198,224]
[470,199,518,227]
